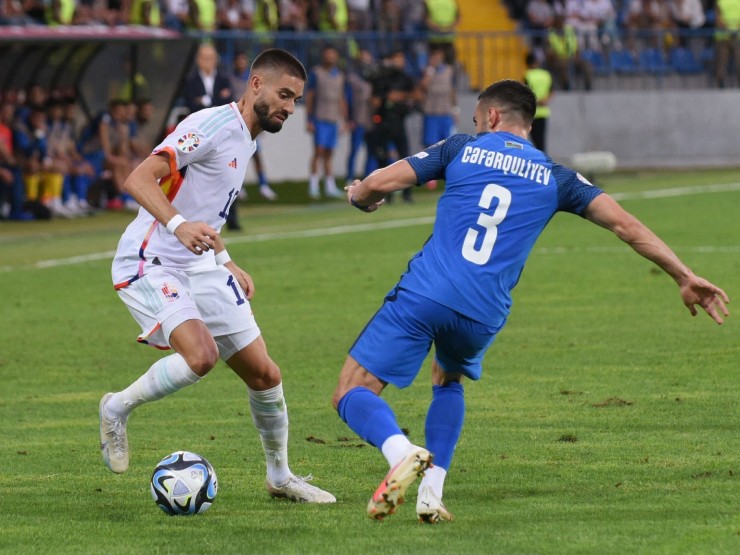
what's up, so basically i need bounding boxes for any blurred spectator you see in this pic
[714,0,740,87]
[99,98,134,210]
[130,0,162,26]
[184,43,233,114]
[418,44,456,190]
[23,0,46,24]
[1,0,36,24]
[46,0,77,25]
[546,13,593,89]
[418,45,456,148]
[306,44,347,199]
[346,0,371,31]
[670,0,705,47]
[524,51,553,151]
[253,0,279,32]
[0,100,29,220]
[188,0,217,30]
[104,0,129,26]
[47,98,95,215]
[344,48,374,185]
[217,0,252,30]
[377,0,403,56]
[15,106,69,218]
[564,0,616,52]
[423,0,460,64]
[526,0,556,58]
[365,49,416,202]
[278,0,310,31]
[163,0,190,29]
[626,0,675,50]
[317,0,348,32]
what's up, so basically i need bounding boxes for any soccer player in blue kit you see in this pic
[332,80,729,522]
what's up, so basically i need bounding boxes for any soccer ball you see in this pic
[150,451,218,515]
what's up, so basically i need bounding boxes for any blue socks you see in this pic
[424,382,465,470]
[337,387,404,448]
[337,382,466,472]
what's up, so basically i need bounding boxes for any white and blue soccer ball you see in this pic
[150,451,218,515]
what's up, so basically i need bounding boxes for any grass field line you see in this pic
[6,181,740,274]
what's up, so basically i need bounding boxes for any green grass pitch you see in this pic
[0,169,738,554]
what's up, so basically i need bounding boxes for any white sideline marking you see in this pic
[5,182,739,273]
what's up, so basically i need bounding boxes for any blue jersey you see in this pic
[403,131,603,328]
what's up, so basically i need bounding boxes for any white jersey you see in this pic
[112,102,256,288]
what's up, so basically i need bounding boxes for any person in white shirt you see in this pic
[100,48,336,504]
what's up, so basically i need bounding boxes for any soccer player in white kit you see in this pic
[100,49,335,503]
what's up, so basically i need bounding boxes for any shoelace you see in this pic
[106,416,127,455]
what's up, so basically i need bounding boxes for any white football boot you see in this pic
[99,393,129,473]
[266,475,336,503]
[416,485,453,523]
[367,446,432,520]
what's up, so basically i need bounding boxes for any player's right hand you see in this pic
[174,221,218,255]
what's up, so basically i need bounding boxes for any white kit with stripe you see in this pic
[112,103,256,287]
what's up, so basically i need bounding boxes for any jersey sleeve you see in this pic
[152,119,217,171]
[405,133,475,185]
[552,163,604,215]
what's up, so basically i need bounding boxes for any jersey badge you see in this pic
[228,158,237,169]
[576,173,594,186]
[177,133,200,153]
[414,151,429,159]
[505,140,523,149]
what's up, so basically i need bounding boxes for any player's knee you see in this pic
[183,344,219,376]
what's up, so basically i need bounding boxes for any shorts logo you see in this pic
[177,133,200,153]
[161,283,179,301]
[228,158,237,169]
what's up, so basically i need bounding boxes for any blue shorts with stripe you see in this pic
[349,287,501,388]
[313,120,339,149]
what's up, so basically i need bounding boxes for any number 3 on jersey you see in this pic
[462,184,511,265]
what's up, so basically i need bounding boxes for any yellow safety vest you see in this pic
[548,26,578,59]
[525,68,552,119]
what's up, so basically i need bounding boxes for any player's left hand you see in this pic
[344,181,385,213]
[225,262,255,300]
[680,275,729,324]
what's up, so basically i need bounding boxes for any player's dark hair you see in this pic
[251,48,307,82]
[478,79,536,125]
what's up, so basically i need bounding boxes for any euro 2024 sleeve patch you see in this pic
[177,133,200,153]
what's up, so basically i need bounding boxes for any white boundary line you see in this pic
[3,182,739,273]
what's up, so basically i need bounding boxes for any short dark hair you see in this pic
[478,79,536,125]
[251,48,307,82]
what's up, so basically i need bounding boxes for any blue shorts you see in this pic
[423,115,454,147]
[349,287,500,388]
[314,120,338,149]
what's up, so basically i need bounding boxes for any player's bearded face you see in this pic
[254,98,284,133]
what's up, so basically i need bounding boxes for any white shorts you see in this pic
[117,265,260,359]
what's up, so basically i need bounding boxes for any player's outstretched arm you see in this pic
[124,153,217,255]
[583,193,729,324]
[345,159,418,212]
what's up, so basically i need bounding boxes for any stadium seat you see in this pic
[639,48,671,75]
[609,49,638,74]
[670,47,703,74]
[582,49,610,76]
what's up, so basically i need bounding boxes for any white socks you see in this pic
[419,465,447,498]
[248,383,291,486]
[381,434,414,468]
[382,434,448,498]
[107,353,201,418]
[309,174,320,197]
